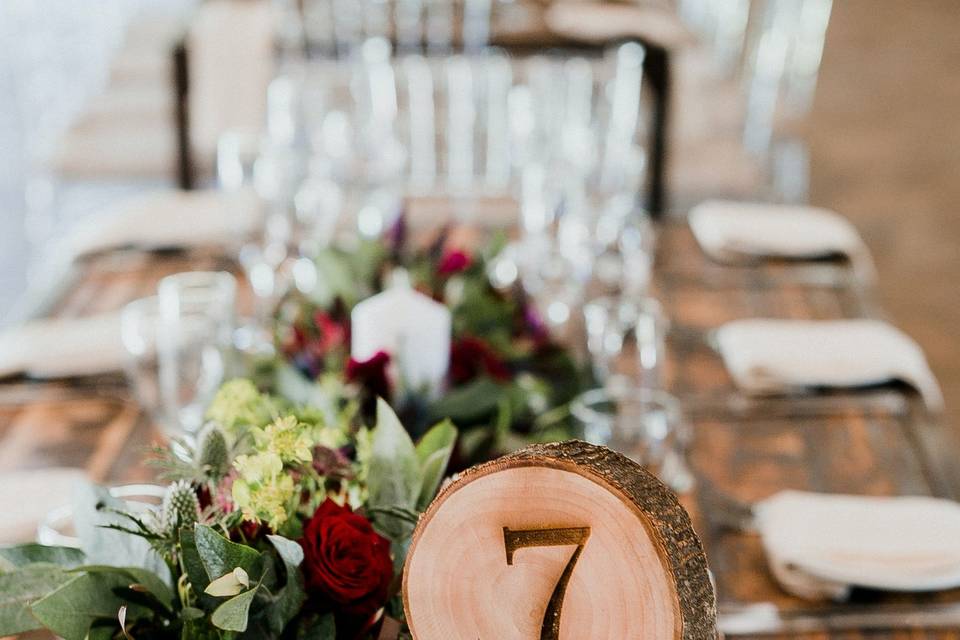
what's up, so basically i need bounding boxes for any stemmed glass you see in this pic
[584,295,668,389]
[571,386,694,493]
[120,296,164,421]
[156,272,237,439]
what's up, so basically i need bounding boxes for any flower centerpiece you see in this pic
[0,380,456,639]
[271,222,590,464]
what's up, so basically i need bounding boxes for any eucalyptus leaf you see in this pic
[179,527,213,599]
[76,565,174,611]
[30,571,143,640]
[210,586,258,632]
[194,524,262,582]
[415,420,457,510]
[264,535,306,634]
[0,544,84,572]
[367,399,422,541]
[428,377,507,423]
[0,564,73,636]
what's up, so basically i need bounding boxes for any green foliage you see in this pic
[30,570,148,640]
[210,586,258,632]
[415,419,457,510]
[0,564,74,636]
[194,525,262,581]
[0,544,83,571]
[366,399,423,542]
[366,400,458,544]
[263,535,306,634]
[299,613,336,639]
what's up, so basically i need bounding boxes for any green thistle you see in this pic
[161,480,200,533]
[196,425,229,479]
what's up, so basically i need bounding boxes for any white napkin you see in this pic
[188,0,274,164]
[0,468,89,543]
[0,313,126,380]
[690,200,876,282]
[715,319,944,411]
[60,188,261,259]
[109,49,172,86]
[72,85,174,133]
[50,121,177,179]
[544,2,695,50]
[756,490,960,600]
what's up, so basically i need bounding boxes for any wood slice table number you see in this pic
[403,441,717,640]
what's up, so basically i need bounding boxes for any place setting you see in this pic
[1,1,958,639]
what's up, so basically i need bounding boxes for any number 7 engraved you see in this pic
[502,526,591,640]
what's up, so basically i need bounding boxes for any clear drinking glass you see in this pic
[217,130,262,192]
[157,272,237,438]
[571,386,694,493]
[584,296,668,389]
[120,296,163,419]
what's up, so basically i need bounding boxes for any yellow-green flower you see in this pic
[231,473,295,531]
[234,451,283,483]
[206,379,273,435]
[313,424,348,450]
[256,416,314,464]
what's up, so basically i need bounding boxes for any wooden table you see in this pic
[2,223,958,639]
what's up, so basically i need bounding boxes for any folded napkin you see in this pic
[188,0,274,163]
[756,490,960,600]
[0,313,126,379]
[109,49,172,86]
[72,85,174,132]
[544,1,695,50]
[51,120,177,179]
[60,188,261,259]
[689,200,876,281]
[0,468,89,543]
[715,319,944,411]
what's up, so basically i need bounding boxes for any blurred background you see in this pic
[0,0,957,432]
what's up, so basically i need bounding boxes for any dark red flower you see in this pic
[521,302,551,346]
[311,311,348,356]
[299,499,394,617]
[346,351,392,400]
[437,249,472,276]
[449,336,511,385]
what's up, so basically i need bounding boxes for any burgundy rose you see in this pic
[449,336,511,385]
[299,499,394,617]
[346,351,392,400]
[385,211,408,258]
[521,302,551,346]
[437,249,472,276]
[311,311,348,356]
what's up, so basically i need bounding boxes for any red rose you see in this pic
[437,249,472,276]
[449,336,512,385]
[346,351,392,400]
[299,499,394,617]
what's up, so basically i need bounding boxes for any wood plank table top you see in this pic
[1,223,957,639]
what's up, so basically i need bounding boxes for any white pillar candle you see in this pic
[351,275,451,394]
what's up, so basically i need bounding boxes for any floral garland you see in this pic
[0,380,455,639]
[271,221,590,464]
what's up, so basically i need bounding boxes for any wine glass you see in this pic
[156,272,237,439]
[571,386,694,493]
